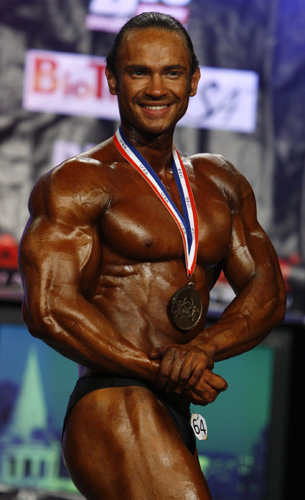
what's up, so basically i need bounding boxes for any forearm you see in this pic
[23,290,158,383]
[192,273,286,361]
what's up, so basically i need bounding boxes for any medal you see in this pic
[113,127,203,331]
[170,282,203,331]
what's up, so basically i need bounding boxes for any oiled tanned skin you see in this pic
[19,25,286,500]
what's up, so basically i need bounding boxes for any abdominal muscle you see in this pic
[80,258,209,378]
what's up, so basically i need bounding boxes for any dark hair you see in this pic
[106,12,199,78]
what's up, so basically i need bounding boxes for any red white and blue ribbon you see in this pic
[113,127,198,276]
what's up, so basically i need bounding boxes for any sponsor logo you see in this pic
[23,50,118,120]
[180,66,259,133]
[23,50,259,133]
[86,0,191,32]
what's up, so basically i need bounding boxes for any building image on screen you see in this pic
[0,322,290,499]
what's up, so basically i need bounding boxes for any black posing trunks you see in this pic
[62,373,196,455]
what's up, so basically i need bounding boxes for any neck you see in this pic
[120,123,174,175]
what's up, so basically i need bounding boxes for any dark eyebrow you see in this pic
[163,65,188,72]
[124,64,188,73]
[125,65,149,72]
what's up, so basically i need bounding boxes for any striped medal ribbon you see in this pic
[113,126,203,331]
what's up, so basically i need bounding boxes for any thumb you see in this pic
[149,346,163,359]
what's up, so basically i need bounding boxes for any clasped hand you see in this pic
[149,343,228,405]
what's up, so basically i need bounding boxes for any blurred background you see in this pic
[0,0,304,499]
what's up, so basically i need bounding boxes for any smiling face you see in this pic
[106,27,200,139]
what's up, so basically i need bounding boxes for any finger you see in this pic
[155,347,178,388]
[193,388,219,405]
[183,370,228,405]
[150,358,161,373]
[187,382,221,405]
[174,350,211,394]
[204,370,228,392]
[163,354,190,393]
[178,364,203,393]
[149,347,163,359]
[173,358,200,394]
[160,348,198,393]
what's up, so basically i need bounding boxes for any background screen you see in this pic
[0,322,290,499]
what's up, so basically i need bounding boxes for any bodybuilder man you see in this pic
[19,12,286,500]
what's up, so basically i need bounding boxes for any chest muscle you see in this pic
[100,177,232,267]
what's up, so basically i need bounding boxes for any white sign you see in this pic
[89,0,139,17]
[191,413,208,440]
[89,0,191,15]
[181,66,259,133]
[23,50,259,133]
[86,0,191,32]
[23,50,119,120]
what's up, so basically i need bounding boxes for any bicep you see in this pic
[222,179,282,295]
[19,216,99,306]
[223,218,279,294]
[19,166,104,297]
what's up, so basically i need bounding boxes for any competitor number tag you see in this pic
[191,413,208,440]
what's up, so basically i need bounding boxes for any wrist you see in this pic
[189,329,218,361]
[140,357,159,384]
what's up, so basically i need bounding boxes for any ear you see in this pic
[105,67,118,95]
[189,67,201,97]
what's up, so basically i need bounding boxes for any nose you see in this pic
[145,74,167,98]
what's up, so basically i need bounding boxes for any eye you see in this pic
[128,69,147,78]
[166,71,181,78]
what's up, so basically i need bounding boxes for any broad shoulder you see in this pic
[188,152,239,180]
[28,138,121,223]
[186,152,255,212]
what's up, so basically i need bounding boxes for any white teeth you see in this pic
[144,105,168,110]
